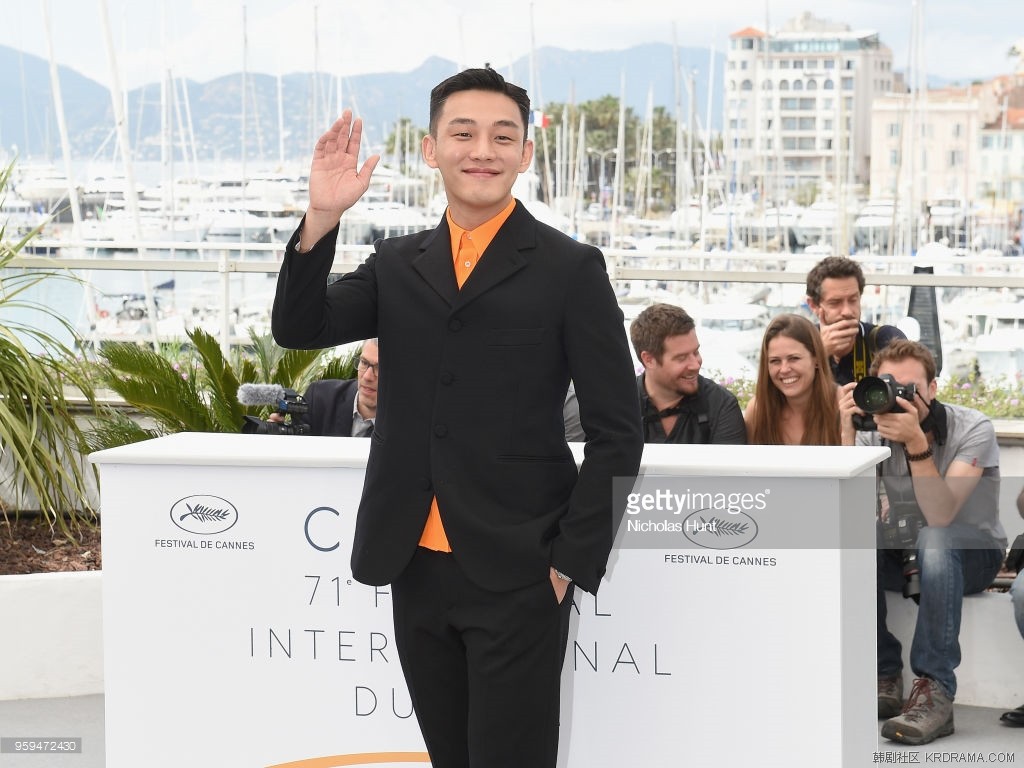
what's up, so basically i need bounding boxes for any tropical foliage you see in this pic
[0,161,100,535]
[87,327,361,451]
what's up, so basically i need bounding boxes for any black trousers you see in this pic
[391,547,575,768]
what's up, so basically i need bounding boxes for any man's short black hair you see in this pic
[429,67,531,141]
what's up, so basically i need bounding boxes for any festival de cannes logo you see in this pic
[170,495,239,535]
[682,509,758,550]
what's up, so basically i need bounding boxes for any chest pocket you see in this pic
[487,328,544,347]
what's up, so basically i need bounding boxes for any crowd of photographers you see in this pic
[241,254,1020,747]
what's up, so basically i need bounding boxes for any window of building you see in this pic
[781,98,799,110]
[782,117,798,130]
[793,80,804,91]
[842,77,854,91]
[824,60,836,69]
[952,123,962,138]
[798,137,815,150]
[799,117,815,130]
[845,59,855,70]
[948,150,963,167]
[742,38,755,50]
[800,98,815,110]
[888,123,900,138]
[780,60,791,69]
[824,79,834,90]
[890,149,900,166]
[779,80,790,91]
[762,80,773,90]
[742,79,753,91]
[806,79,818,90]
[807,59,819,69]
[794,60,804,69]
[824,119,833,130]
[823,138,833,150]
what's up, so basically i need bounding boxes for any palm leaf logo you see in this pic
[179,503,231,523]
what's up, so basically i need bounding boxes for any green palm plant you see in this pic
[0,161,100,535]
[87,326,360,450]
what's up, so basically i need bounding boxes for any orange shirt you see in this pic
[418,199,518,552]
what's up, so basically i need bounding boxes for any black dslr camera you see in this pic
[881,500,927,603]
[852,374,917,431]
[240,387,311,436]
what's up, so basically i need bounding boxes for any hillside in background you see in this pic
[0,43,724,165]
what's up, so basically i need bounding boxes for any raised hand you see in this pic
[301,110,381,249]
[818,317,859,359]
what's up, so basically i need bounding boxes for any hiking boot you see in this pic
[881,677,955,745]
[878,675,903,719]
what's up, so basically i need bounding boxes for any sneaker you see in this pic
[881,677,955,745]
[878,675,904,719]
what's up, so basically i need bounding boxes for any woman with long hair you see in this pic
[745,313,841,445]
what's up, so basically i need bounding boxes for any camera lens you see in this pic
[853,375,895,414]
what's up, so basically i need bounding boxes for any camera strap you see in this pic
[918,398,948,446]
[852,323,882,381]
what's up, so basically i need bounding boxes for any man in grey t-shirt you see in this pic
[840,340,1005,746]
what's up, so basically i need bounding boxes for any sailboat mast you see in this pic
[97,0,160,347]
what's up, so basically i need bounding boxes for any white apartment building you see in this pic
[724,11,894,202]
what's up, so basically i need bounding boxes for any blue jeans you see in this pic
[1011,571,1024,639]
[877,523,1004,699]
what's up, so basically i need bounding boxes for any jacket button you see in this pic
[440,372,454,385]
[434,424,448,438]
[448,318,463,332]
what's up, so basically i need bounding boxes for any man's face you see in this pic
[357,340,379,413]
[875,357,936,421]
[810,276,862,326]
[422,89,533,225]
[642,331,702,398]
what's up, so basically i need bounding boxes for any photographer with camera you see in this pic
[243,339,379,437]
[839,340,1006,745]
[806,256,906,385]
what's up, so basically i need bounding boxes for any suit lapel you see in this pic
[456,203,536,309]
[412,219,459,307]
[410,203,540,311]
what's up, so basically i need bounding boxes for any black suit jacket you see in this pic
[273,202,643,594]
[295,378,359,436]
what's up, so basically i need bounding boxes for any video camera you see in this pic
[852,374,917,431]
[238,383,311,436]
[881,500,926,603]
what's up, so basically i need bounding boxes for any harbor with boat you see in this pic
[2,7,1023,383]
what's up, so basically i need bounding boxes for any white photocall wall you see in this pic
[91,435,887,768]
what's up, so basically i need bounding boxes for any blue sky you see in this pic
[1,0,1021,90]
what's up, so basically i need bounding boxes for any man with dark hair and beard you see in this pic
[629,303,746,444]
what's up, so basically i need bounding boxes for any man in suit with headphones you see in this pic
[272,68,643,768]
